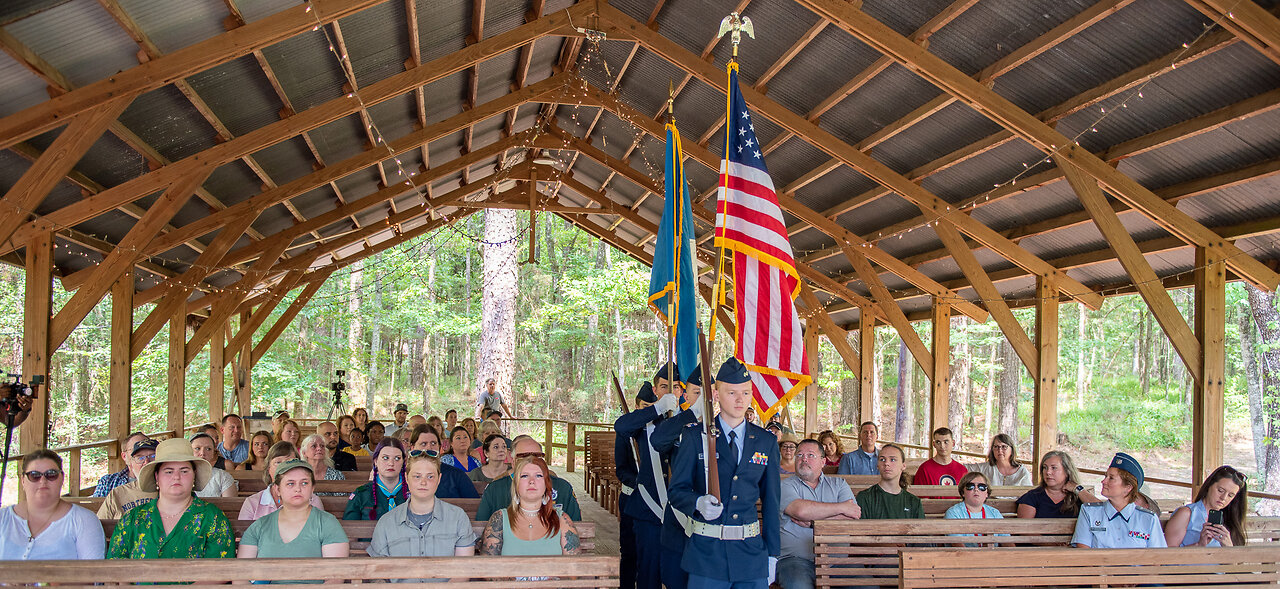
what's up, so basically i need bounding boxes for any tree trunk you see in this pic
[368,268,381,408]
[983,343,996,443]
[895,340,912,443]
[476,209,519,416]
[463,234,473,402]
[1141,310,1152,397]
[1238,302,1266,475]
[1076,305,1088,410]
[347,259,365,404]
[838,330,860,427]
[871,331,883,426]
[948,316,970,447]
[1245,285,1280,514]
[998,337,1019,447]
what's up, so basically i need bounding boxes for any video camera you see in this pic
[1,373,41,418]
[326,370,348,420]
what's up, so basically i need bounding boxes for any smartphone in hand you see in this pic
[1207,509,1224,525]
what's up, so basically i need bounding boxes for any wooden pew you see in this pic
[99,517,598,554]
[584,430,619,515]
[67,496,485,521]
[0,555,620,586]
[899,546,1280,588]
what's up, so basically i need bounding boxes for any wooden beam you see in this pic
[846,244,933,375]
[167,308,186,433]
[0,95,134,249]
[934,221,1037,375]
[803,326,820,438]
[1185,0,1280,66]
[186,239,292,362]
[859,316,876,425]
[50,169,210,350]
[595,4,1103,309]
[1032,275,1059,472]
[209,322,225,425]
[795,0,1280,291]
[20,229,53,452]
[108,271,132,472]
[0,0,386,149]
[930,299,950,438]
[0,5,591,256]
[252,270,333,365]
[798,282,861,380]
[1062,161,1202,381]
[223,270,305,359]
[1191,246,1225,492]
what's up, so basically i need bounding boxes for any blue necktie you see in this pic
[728,430,739,465]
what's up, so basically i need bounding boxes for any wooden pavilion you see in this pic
[1,0,1277,493]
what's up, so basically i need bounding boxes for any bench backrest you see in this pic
[66,496,485,520]
[0,555,620,586]
[899,546,1280,588]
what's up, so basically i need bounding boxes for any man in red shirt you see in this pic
[912,427,969,486]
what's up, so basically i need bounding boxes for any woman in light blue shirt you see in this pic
[1164,465,1248,547]
[1072,452,1165,548]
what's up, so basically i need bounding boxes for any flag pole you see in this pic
[708,12,753,347]
[665,81,679,408]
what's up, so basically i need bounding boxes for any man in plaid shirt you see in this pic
[91,431,148,497]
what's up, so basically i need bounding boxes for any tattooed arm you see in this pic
[560,512,581,555]
[479,511,504,555]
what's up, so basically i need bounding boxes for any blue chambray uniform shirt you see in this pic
[1071,501,1166,548]
[836,449,878,475]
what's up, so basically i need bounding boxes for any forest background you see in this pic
[0,209,1276,512]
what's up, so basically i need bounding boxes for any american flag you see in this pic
[714,63,811,421]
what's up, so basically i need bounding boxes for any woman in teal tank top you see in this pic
[478,456,580,556]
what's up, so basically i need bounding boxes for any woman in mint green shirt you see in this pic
[238,459,348,570]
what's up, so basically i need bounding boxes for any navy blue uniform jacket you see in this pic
[615,405,668,523]
[653,408,699,548]
[668,416,780,581]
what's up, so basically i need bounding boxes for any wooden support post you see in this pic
[209,323,225,424]
[236,311,252,415]
[108,272,133,472]
[20,230,53,453]
[859,316,876,425]
[930,299,951,443]
[67,447,81,497]
[566,422,577,473]
[543,419,553,461]
[803,326,820,437]
[1192,246,1226,494]
[167,309,186,433]
[1033,275,1060,479]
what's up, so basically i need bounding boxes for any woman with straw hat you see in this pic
[106,438,235,559]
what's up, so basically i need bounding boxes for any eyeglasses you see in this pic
[24,469,61,482]
[132,454,156,464]
[780,444,797,450]
[963,483,989,492]
[795,452,822,460]
[408,450,438,458]
[514,452,545,459]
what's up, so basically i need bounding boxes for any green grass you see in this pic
[1059,377,1191,449]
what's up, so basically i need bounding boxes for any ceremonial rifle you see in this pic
[698,329,720,501]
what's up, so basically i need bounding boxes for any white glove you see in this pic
[696,494,723,520]
[653,393,679,415]
[689,399,704,421]
[768,556,778,584]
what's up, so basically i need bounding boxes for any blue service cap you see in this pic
[686,365,702,387]
[653,363,679,383]
[1110,452,1144,489]
[634,381,656,405]
[715,357,752,384]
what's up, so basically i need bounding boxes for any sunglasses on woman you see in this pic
[408,450,438,457]
[963,482,989,492]
[24,469,61,482]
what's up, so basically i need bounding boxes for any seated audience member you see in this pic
[778,433,799,475]
[476,436,582,522]
[1,449,105,559]
[345,439,409,520]
[217,414,251,464]
[470,433,512,483]
[441,427,479,472]
[106,438,235,559]
[199,423,220,444]
[461,418,478,445]
[366,421,386,448]
[408,414,428,434]
[407,425,480,499]
[271,410,290,440]
[317,421,357,471]
[945,472,1007,547]
[1165,464,1248,547]
[240,441,324,520]
[914,427,968,486]
[973,433,1031,486]
[426,415,444,439]
[445,409,459,432]
[279,419,302,448]
[1016,450,1099,518]
[816,430,844,468]
[472,419,501,463]
[190,434,238,498]
[385,403,410,438]
[856,443,923,519]
[765,421,783,438]
[97,439,160,519]
[1137,491,1161,515]
[238,459,349,564]
[236,431,273,471]
[778,439,860,589]
[837,422,880,476]
[92,431,148,497]
[1072,452,1165,548]
[478,456,581,556]
[368,453,477,568]
[300,433,346,497]
[353,407,369,432]
[343,428,370,456]
[336,414,357,451]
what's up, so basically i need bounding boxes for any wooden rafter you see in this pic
[596,3,1104,309]
[223,269,305,360]
[1184,0,1280,66]
[846,244,932,375]
[795,0,1280,291]
[251,269,334,364]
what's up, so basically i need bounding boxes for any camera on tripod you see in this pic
[327,370,348,420]
[1,373,41,418]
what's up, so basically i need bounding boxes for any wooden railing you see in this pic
[1,428,182,497]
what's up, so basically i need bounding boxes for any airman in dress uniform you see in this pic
[669,357,780,589]
[615,367,682,589]
[615,381,653,589]
[1072,452,1166,548]
[651,366,703,589]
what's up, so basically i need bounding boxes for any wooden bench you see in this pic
[68,496,484,521]
[899,546,1280,588]
[0,555,620,586]
[584,431,620,515]
[99,517,597,554]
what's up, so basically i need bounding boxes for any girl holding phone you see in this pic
[1164,465,1248,546]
